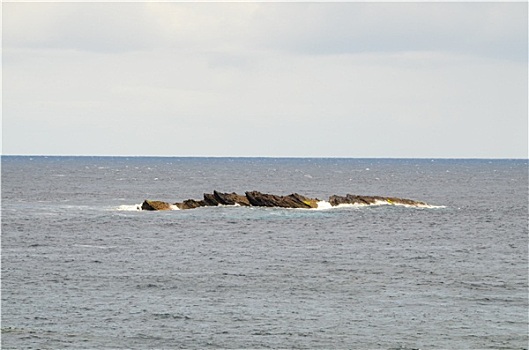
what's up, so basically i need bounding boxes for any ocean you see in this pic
[1,156,527,349]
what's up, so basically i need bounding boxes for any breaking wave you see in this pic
[113,202,444,211]
[316,200,445,210]
[114,204,142,211]
[114,204,181,211]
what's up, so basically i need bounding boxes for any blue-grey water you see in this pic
[1,156,527,349]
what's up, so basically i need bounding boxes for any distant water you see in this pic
[2,156,527,349]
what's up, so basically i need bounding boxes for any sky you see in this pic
[3,2,528,158]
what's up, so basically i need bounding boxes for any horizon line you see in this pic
[1,154,528,161]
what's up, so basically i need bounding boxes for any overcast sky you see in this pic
[3,2,528,158]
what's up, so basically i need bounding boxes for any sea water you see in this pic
[1,156,527,349]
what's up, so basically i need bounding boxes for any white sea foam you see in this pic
[215,203,241,207]
[415,203,446,209]
[375,200,446,209]
[114,203,182,211]
[115,204,142,211]
[316,200,445,210]
[316,201,333,210]
[73,244,113,249]
[314,201,379,210]
[314,200,378,209]
[115,201,444,211]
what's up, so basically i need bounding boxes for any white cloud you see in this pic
[247,3,527,61]
[3,2,527,157]
[4,3,164,52]
[5,2,526,59]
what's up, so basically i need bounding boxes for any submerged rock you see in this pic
[384,196,428,207]
[329,194,427,207]
[329,194,374,206]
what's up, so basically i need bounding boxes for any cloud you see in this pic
[247,3,527,61]
[3,3,164,53]
[3,2,527,157]
[4,2,527,60]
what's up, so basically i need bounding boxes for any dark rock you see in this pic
[329,195,389,206]
[245,191,286,207]
[328,195,349,206]
[214,191,251,206]
[329,194,427,207]
[385,196,427,206]
[175,199,206,210]
[286,193,319,209]
[203,193,220,206]
[346,194,379,205]
[141,191,429,210]
[202,191,251,206]
[245,191,319,209]
[141,200,173,211]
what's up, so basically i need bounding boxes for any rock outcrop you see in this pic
[141,200,173,211]
[140,190,430,211]
[329,194,427,207]
[205,190,251,206]
[175,199,206,210]
[245,191,319,209]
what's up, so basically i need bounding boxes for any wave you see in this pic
[114,204,142,211]
[315,200,445,210]
[113,201,444,211]
[72,244,115,249]
[114,204,181,211]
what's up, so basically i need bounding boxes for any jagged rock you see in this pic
[141,190,429,210]
[213,191,251,206]
[328,195,349,206]
[202,191,251,206]
[203,193,220,206]
[288,193,319,208]
[245,191,319,209]
[385,196,427,206]
[175,199,206,210]
[329,194,427,206]
[141,200,173,211]
[329,195,375,206]
[245,191,287,207]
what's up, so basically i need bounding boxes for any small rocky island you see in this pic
[141,190,429,210]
